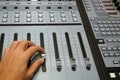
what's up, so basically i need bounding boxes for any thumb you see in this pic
[26,58,44,79]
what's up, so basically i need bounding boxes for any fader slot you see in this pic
[77,32,91,70]
[27,33,31,41]
[13,33,18,41]
[65,32,76,71]
[52,32,62,72]
[40,33,46,72]
[0,33,5,61]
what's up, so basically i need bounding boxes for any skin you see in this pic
[0,40,45,80]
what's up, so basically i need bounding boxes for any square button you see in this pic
[61,18,66,22]
[50,18,55,22]
[113,60,119,64]
[26,18,31,22]
[38,18,43,22]
[109,73,116,78]
[14,18,19,22]
[2,18,7,22]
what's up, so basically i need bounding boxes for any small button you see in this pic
[101,32,107,36]
[107,47,112,51]
[103,24,108,28]
[113,39,117,43]
[38,18,43,22]
[112,21,116,24]
[93,24,98,28]
[26,18,31,22]
[50,18,55,22]
[15,11,20,14]
[38,11,42,14]
[27,11,31,14]
[109,73,116,78]
[113,60,119,64]
[99,24,103,28]
[94,28,99,32]
[101,47,107,51]
[15,14,19,18]
[107,32,112,36]
[2,18,7,22]
[61,18,66,22]
[102,21,107,24]
[60,11,64,13]
[107,39,112,43]
[109,53,114,57]
[49,11,53,13]
[103,53,109,57]
[38,14,43,18]
[61,14,65,18]
[49,14,54,18]
[97,21,102,24]
[4,11,8,14]
[118,47,120,50]
[115,53,120,57]
[73,18,78,22]
[71,11,75,13]
[107,21,111,24]
[112,32,117,36]
[26,14,31,18]
[100,28,105,32]
[105,28,110,32]
[72,14,77,17]
[3,14,8,18]
[112,47,117,50]
[116,21,120,24]
[14,18,19,22]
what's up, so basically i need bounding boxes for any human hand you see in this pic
[0,40,45,80]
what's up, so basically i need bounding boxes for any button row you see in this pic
[107,39,120,44]
[91,0,105,11]
[97,21,120,24]
[103,52,120,57]
[101,47,120,51]
[2,11,8,22]
[101,32,120,36]
[83,0,91,11]
[1,11,79,23]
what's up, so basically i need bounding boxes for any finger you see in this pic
[24,46,44,61]
[8,41,20,52]
[16,40,35,51]
[3,47,9,54]
[26,58,44,79]
[1,47,10,61]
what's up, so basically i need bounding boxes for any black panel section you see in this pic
[0,33,5,61]
[40,33,46,72]
[14,33,18,41]
[76,0,107,79]
[0,23,82,26]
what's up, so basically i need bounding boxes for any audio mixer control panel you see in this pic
[81,0,120,79]
[0,0,120,80]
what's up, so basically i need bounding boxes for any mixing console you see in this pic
[0,0,120,80]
